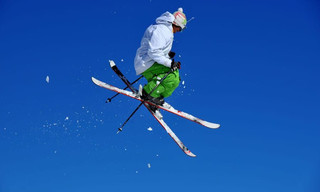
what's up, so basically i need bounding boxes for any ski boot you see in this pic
[139,85,164,113]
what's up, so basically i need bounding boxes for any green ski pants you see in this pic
[142,63,180,98]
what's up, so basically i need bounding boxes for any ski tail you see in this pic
[109,60,136,93]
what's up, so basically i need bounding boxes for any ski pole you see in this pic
[146,68,173,97]
[117,102,144,134]
[117,69,174,133]
[106,75,143,103]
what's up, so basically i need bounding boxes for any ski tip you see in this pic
[92,77,104,86]
[183,146,196,157]
[109,60,116,67]
[186,150,196,157]
[202,121,221,129]
[91,77,99,84]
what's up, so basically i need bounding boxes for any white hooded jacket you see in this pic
[134,12,174,75]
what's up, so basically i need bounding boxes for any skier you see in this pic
[134,8,187,111]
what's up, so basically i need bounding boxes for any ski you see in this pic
[144,107,196,157]
[93,61,196,157]
[109,61,220,129]
[92,77,220,129]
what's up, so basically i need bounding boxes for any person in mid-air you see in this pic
[134,8,187,111]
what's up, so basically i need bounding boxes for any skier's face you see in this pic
[172,25,182,33]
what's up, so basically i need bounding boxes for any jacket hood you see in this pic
[155,11,174,26]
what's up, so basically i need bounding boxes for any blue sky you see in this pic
[1,0,320,191]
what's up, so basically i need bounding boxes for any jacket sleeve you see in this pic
[147,28,172,68]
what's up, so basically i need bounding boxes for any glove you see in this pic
[168,51,176,59]
[171,59,181,70]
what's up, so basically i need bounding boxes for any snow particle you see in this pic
[65,117,69,121]
[46,76,50,83]
[147,127,153,131]
[147,163,151,168]
[182,81,185,85]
